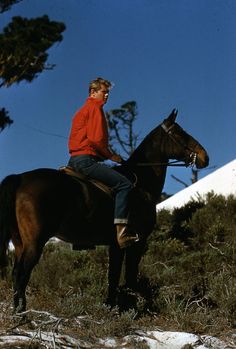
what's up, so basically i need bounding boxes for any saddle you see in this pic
[59,166,113,197]
[59,166,114,251]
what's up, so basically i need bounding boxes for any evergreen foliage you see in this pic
[0,0,22,13]
[0,107,13,131]
[142,193,236,331]
[0,15,65,87]
[0,2,66,128]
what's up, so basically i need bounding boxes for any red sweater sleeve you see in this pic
[87,104,113,159]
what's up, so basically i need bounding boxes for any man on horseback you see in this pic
[67,77,139,248]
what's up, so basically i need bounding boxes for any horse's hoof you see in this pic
[13,298,26,315]
[105,296,118,309]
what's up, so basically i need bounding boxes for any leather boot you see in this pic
[116,224,139,249]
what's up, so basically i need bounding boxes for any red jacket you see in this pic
[68,97,113,159]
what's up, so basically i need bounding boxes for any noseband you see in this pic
[161,122,198,168]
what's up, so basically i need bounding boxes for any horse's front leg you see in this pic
[124,240,146,291]
[107,243,125,307]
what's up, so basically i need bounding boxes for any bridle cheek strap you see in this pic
[161,122,198,167]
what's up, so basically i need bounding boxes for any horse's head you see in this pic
[160,109,209,169]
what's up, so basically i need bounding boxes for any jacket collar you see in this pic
[86,97,105,107]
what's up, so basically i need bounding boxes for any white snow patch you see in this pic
[0,329,230,349]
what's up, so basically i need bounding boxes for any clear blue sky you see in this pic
[0,0,235,194]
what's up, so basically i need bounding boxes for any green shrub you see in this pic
[139,194,236,332]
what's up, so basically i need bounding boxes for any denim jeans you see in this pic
[68,155,133,224]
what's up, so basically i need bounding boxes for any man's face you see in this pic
[91,84,110,103]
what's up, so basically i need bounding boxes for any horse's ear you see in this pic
[167,108,178,124]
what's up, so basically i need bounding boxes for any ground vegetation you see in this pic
[0,193,235,347]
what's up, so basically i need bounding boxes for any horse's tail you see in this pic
[0,174,21,269]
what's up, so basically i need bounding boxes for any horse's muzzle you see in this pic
[196,152,209,169]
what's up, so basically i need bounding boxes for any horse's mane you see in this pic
[127,123,162,164]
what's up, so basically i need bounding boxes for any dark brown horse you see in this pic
[0,109,209,313]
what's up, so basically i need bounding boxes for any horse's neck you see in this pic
[128,126,168,202]
[133,165,167,203]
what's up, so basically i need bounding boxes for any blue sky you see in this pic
[0,0,235,194]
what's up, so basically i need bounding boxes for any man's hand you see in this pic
[110,154,123,163]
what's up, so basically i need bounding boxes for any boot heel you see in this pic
[116,225,139,249]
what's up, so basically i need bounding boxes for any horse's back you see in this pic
[17,168,115,246]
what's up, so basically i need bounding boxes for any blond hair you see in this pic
[89,77,112,94]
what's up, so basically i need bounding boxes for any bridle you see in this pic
[128,122,198,168]
[160,122,198,168]
[121,121,198,188]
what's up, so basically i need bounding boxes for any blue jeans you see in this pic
[68,155,133,224]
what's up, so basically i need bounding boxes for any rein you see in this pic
[123,122,198,169]
[121,159,188,187]
[133,160,190,167]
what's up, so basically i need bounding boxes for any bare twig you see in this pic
[208,243,225,256]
